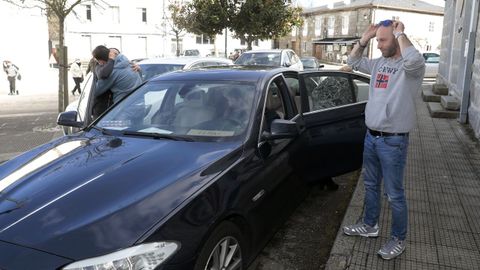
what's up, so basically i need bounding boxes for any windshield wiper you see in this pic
[90,125,117,136]
[121,131,194,142]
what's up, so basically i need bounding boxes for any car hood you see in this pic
[0,130,241,259]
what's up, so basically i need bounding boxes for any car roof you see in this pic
[149,65,289,82]
[241,49,290,54]
[138,57,232,65]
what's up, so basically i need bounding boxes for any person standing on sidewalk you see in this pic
[3,60,20,95]
[70,59,83,95]
[342,20,425,260]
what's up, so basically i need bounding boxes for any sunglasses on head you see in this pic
[377,19,393,26]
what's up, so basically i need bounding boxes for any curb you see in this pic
[325,173,365,270]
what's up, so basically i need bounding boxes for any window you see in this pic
[195,35,214,44]
[261,79,287,134]
[111,6,120,23]
[353,78,369,102]
[327,16,335,36]
[315,16,322,36]
[342,15,349,35]
[86,5,92,21]
[303,21,308,37]
[241,39,259,46]
[303,75,355,111]
[108,36,122,52]
[139,8,147,23]
[429,21,434,32]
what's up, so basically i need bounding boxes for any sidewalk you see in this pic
[326,83,480,269]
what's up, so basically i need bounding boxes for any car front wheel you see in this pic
[194,221,245,270]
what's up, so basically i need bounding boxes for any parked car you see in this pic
[422,52,440,78]
[300,56,325,70]
[63,57,233,134]
[182,48,212,57]
[138,57,233,81]
[0,66,370,269]
[234,49,304,71]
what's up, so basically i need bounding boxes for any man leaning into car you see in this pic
[92,45,142,105]
[342,20,425,260]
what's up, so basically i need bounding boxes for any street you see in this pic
[0,80,73,162]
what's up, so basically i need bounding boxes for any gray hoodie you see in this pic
[348,46,425,133]
[95,54,142,103]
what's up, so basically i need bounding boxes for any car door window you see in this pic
[353,77,370,102]
[77,73,94,122]
[284,77,301,113]
[260,78,287,134]
[303,75,354,112]
[283,51,292,66]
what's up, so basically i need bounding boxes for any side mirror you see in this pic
[261,119,298,140]
[57,111,84,128]
[318,64,325,69]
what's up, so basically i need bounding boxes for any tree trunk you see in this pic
[57,17,69,112]
[175,32,181,57]
[212,37,217,57]
[247,40,252,51]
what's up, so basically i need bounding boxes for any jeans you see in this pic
[363,131,409,240]
[8,76,16,94]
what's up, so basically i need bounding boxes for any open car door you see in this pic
[298,71,370,181]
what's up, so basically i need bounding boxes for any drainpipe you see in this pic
[459,0,480,123]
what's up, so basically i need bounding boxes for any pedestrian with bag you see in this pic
[3,60,20,95]
[342,19,425,260]
[70,59,83,95]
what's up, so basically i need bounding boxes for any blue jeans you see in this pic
[363,131,409,240]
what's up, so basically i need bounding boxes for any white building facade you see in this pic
[63,0,271,63]
[0,1,52,94]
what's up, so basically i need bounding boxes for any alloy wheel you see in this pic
[204,236,242,270]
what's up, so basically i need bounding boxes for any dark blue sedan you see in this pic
[0,66,369,269]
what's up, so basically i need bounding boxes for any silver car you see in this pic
[422,52,439,78]
[234,49,304,71]
[138,57,232,81]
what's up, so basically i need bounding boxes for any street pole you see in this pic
[225,28,228,58]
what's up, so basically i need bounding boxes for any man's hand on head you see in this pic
[361,24,378,45]
[392,21,405,35]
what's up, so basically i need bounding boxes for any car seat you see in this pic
[173,89,215,128]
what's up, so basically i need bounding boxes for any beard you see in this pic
[381,42,398,58]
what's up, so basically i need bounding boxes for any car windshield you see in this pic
[426,56,439,63]
[235,52,281,66]
[301,59,316,68]
[96,80,256,141]
[139,64,185,81]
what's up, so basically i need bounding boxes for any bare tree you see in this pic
[2,0,105,112]
[168,1,189,57]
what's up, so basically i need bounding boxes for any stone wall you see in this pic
[468,13,480,138]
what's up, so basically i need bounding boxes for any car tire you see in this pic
[194,221,245,270]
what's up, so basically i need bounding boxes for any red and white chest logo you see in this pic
[375,73,389,89]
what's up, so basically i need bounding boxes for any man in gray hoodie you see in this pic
[92,45,142,104]
[342,20,425,260]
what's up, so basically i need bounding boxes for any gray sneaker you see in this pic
[343,222,379,237]
[377,237,406,260]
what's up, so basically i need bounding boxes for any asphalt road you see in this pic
[0,88,69,161]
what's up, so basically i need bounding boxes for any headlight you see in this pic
[62,242,179,270]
